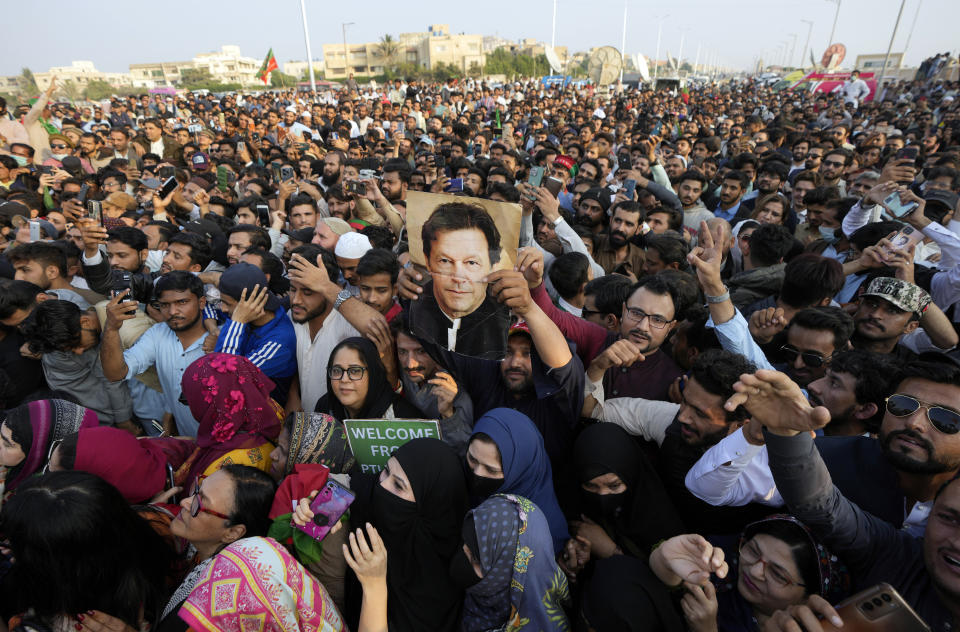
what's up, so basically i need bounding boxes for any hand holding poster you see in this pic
[344,419,442,473]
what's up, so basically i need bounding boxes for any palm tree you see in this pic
[375,34,402,73]
[18,67,39,94]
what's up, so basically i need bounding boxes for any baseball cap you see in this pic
[183,218,223,240]
[923,188,959,211]
[282,227,315,243]
[554,155,576,174]
[418,135,435,147]
[191,152,210,171]
[0,200,30,220]
[861,277,931,317]
[219,263,282,312]
[508,320,532,338]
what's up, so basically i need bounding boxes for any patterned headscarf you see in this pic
[179,536,345,632]
[283,412,355,477]
[461,494,571,632]
[4,399,98,490]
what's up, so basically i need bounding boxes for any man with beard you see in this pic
[78,224,152,297]
[391,314,474,455]
[319,150,345,192]
[159,232,212,275]
[676,170,715,230]
[731,365,960,631]
[99,272,209,436]
[283,245,387,413]
[713,169,751,224]
[851,277,933,361]
[574,187,610,235]
[787,138,809,176]
[591,201,645,276]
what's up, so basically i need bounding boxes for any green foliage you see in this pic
[431,61,463,82]
[179,67,240,92]
[484,50,550,79]
[467,61,483,78]
[18,67,38,94]
[83,80,138,100]
[270,71,298,87]
[375,34,402,70]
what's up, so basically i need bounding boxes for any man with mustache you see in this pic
[852,277,937,361]
[590,199,646,277]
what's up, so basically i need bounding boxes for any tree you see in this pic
[467,61,483,78]
[431,61,462,82]
[180,67,213,88]
[60,80,82,102]
[270,71,298,88]
[375,34,402,72]
[18,68,39,94]
[84,80,137,100]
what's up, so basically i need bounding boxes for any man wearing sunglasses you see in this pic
[737,363,960,631]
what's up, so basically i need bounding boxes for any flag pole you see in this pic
[298,0,317,93]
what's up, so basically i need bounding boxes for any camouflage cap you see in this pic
[862,277,931,316]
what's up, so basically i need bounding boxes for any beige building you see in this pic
[129,45,262,88]
[284,60,326,79]
[322,24,485,79]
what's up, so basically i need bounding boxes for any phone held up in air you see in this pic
[883,224,923,257]
[881,190,918,219]
[526,166,545,200]
[820,583,930,632]
[623,178,637,200]
[543,176,563,198]
[87,200,102,224]
[896,146,920,163]
[159,176,178,199]
[280,165,296,182]
[445,178,465,193]
[294,479,355,541]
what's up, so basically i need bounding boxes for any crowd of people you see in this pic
[0,59,958,632]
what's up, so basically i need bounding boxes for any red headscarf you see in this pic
[75,427,170,504]
[179,353,282,483]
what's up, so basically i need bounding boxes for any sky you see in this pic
[3,0,956,77]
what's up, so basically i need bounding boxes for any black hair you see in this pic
[487,182,522,203]
[895,359,960,390]
[154,270,205,299]
[1,403,35,484]
[749,224,795,267]
[645,234,690,272]
[788,306,855,350]
[360,224,396,250]
[825,147,853,166]
[242,248,289,295]
[742,519,822,596]
[20,299,83,354]
[382,158,412,184]
[227,224,271,251]
[422,202,502,265]
[7,242,67,277]
[0,279,41,319]
[356,248,400,285]
[680,306,721,354]
[628,274,683,321]
[167,231,213,270]
[0,471,172,627]
[584,274,632,316]
[803,185,842,208]
[729,153,759,172]
[108,226,148,252]
[779,254,845,309]
[677,169,708,189]
[646,205,684,231]
[548,252,590,302]
[691,349,757,422]
[291,243,340,283]
[221,464,276,538]
[144,220,176,244]
[657,269,701,319]
[830,350,897,432]
[722,169,750,189]
[758,160,789,180]
[54,430,79,470]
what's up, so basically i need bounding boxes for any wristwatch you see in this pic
[334,289,352,311]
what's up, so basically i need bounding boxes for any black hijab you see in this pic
[350,438,469,632]
[573,423,685,556]
[314,337,419,420]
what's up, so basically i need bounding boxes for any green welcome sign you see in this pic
[344,419,442,473]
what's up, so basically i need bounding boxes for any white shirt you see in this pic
[149,139,164,156]
[292,308,360,412]
[557,296,582,317]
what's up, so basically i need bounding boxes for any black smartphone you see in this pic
[543,176,563,198]
[255,203,270,226]
[251,132,261,143]
[344,181,367,196]
[76,183,90,205]
[618,154,632,171]
[280,166,296,182]
[896,146,920,163]
[434,153,446,170]
[159,176,178,199]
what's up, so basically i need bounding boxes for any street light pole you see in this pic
[881,0,906,81]
[298,0,316,92]
[342,22,354,81]
[551,0,557,49]
[902,0,923,64]
[653,15,668,83]
[619,0,628,86]
[677,27,691,76]
[800,19,814,69]
[826,0,841,46]
[789,33,798,67]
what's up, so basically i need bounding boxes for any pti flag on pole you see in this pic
[257,48,278,85]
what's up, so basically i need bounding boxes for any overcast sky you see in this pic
[4,0,955,76]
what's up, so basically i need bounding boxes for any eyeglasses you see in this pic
[328,365,367,381]
[780,345,833,369]
[189,477,231,520]
[50,144,68,149]
[624,307,674,329]
[885,394,960,435]
[823,160,846,168]
[739,539,806,588]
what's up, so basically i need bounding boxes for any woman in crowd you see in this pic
[0,399,98,499]
[649,516,844,632]
[158,464,277,632]
[295,438,468,632]
[177,353,283,485]
[458,494,572,631]
[49,426,193,503]
[314,337,421,420]
[0,471,172,632]
[179,536,344,632]
[465,408,569,553]
[269,412,355,482]
[579,555,686,632]
[571,423,684,563]
[751,193,789,226]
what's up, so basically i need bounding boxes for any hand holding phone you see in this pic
[293,480,355,541]
[881,190,918,219]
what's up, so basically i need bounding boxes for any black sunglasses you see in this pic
[780,345,832,369]
[886,394,960,435]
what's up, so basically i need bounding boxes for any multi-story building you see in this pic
[321,24,485,79]
[284,60,326,79]
[129,46,262,88]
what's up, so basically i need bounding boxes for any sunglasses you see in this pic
[50,144,69,149]
[780,344,832,368]
[190,477,231,519]
[886,394,960,435]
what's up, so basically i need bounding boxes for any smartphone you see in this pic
[38,165,53,176]
[618,153,632,171]
[280,165,296,182]
[434,153,446,171]
[896,146,920,163]
[187,124,202,134]
[166,463,179,504]
[527,165,545,200]
[159,176,178,199]
[884,225,923,256]
[87,200,102,224]
[159,166,175,180]
[543,176,563,198]
[76,183,90,205]
[623,178,637,200]
[255,203,270,226]
[236,140,246,154]
[294,479,355,541]
[820,583,929,632]
[344,180,367,196]
[251,132,261,144]
[216,165,229,192]
[882,191,918,218]
[29,220,40,242]
[445,178,465,193]
[111,271,133,300]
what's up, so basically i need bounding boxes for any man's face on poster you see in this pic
[427,227,494,320]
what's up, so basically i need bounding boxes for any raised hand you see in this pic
[724,370,831,436]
